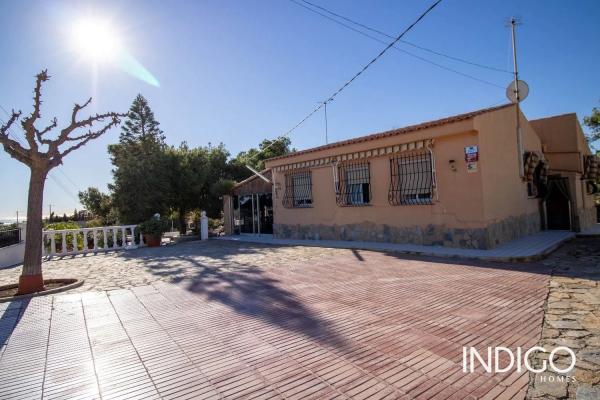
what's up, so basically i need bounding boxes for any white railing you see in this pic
[42,225,143,257]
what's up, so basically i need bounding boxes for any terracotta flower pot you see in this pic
[144,234,162,247]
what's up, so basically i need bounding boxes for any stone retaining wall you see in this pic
[274,212,541,249]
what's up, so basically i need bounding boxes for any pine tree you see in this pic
[119,94,165,145]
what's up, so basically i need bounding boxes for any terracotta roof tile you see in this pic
[266,103,514,162]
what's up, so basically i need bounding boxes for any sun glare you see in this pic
[71,18,121,63]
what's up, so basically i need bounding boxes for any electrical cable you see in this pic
[251,0,445,161]
[297,0,512,74]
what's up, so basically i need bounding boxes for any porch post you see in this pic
[251,194,255,234]
[256,194,261,235]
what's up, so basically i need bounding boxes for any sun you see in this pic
[70,18,121,63]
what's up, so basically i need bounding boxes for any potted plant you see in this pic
[138,216,168,247]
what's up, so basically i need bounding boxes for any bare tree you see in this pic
[0,70,124,294]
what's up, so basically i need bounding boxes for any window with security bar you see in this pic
[336,161,371,206]
[389,152,434,205]
[283,171,313,208]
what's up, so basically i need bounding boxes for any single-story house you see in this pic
[223,103,597,249]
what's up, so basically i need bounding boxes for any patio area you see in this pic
[0,240,555,399]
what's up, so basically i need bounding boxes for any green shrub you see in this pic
[137,217,169,237]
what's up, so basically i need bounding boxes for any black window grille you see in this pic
[336,161,371,206]
[389,152,434,205]
[0,227,21,248]
[283,171,313,208]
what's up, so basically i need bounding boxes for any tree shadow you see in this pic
[118,242,350,350]
[114,237,600,353]
[0,298,29,350]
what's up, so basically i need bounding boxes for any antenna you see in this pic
[507,17,526,178]
[324,101,329,144]
[318,101,329,144]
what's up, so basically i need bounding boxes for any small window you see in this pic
[389,152,434,205]
[336,161,371,206]
[283,171,313,208]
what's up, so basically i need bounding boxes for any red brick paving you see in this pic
[0,249,551,399]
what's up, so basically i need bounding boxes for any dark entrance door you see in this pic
[258,194,273,234]
[545,177,571,230]
[234,193,273,234]
[238,195,255,233]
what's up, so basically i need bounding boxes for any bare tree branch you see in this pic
[49,115,122,168]
[0,109,31,165]
[71,97,92,125]
[57,110,124,145]
[2,70,124,169]
[36,117,57,144]
[0,109,21,137]
[20,70,49,151]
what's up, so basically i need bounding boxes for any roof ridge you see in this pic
[266,103,514,163]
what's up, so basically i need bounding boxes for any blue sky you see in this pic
[1,0,599,219]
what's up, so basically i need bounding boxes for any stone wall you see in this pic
[274,212,541,250]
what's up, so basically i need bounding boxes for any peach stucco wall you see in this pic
[270,130,486,230]
[530,113,589,173]
[475,105,541,223]
[265,104,546,236]
[266,118,491,231]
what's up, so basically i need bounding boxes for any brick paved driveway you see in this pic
[0,241,552,399]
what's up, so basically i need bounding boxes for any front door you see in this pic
[234,193,273,234]
[545,177,571,230]
[258,193,273,234]
[238,195,255,233]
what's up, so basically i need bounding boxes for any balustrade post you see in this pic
[72,230,78,253]
[62,231,67,254]
[50,234,56,255]
[93,229,98,251]
[121,227,126,247]
[103,228,108,250]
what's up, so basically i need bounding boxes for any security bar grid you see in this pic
[389,152,434,205]
[283,171,313,208]
[336,161,372,206]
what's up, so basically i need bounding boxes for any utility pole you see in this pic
[16,211,19,224]
[510,17,525,178]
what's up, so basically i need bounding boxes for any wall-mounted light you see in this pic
[449,159,457,172]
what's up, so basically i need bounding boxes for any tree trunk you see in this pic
[178,208,186,235]
[18,166,48,295]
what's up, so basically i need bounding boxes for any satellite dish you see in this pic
[506,80,529,103]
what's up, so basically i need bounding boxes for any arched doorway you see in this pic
[544,177,571,230]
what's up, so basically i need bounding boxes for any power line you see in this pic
[297,0,512,75]
[253,0,445,160]
[289,0,505,89]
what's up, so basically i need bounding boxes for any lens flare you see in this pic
[71,18,120,63]
[69,17,160,87]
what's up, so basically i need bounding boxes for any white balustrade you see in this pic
[42,225,140,257]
